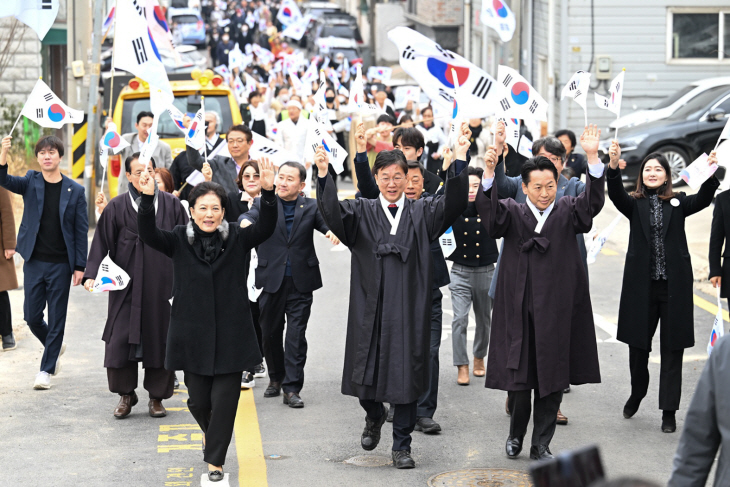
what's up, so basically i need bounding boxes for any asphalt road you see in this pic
[0,181,722,487]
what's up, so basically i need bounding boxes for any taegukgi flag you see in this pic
[277,0,302,26]
[304,121,348,174]
[91,254,131,293]
[561,70,592,124]
[20,78,83,129]
[186,105,206,151]
[497,65,548,121]
[367,66,392,83]
[101,122,130,154]
[594,69,625,117]
[481,0,516,42]
[281,14,311,41]
[0,0,59,40]
[708,286,725,356]
[388,26,498,119]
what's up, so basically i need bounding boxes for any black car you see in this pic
[600,85,730,186]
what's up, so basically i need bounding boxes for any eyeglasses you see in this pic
[242,174,260,180]
[228,138,249,145]
[379,176,405,184]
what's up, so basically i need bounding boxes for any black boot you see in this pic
[662,410,676,433]
[361,407,388,451]
[623,395,643,419]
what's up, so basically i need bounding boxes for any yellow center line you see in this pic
[234,389,267,486]
[694,294,729,322]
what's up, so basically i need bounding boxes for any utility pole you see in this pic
[368,0,376,65]
[82,0,105,221]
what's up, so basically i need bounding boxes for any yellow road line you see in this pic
[694,294,729,322]
[234,389,267,486]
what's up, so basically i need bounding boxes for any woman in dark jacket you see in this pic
[137,162,277,482]
[226,159,261,224]
[607,141,719,434]
[710,188,730,303]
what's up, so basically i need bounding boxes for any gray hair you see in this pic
[206,111,221,127]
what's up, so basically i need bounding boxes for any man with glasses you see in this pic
[187,124,252,194]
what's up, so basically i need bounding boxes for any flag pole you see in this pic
[107,0,119,119]
[7,112,22,138]
[713,137,722,153]
[100,164,107,195]
[201,96,208,164]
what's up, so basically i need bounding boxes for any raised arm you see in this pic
[606,140,634,219]
[709,195,725,284]
[0,136,31,194]
[315,146,361,246]
[475,144,513,239]
[352,123,379,199]
[186,143,205,171]
[491,121,520,199]
[136,172,177,257]
[239,158,278,250]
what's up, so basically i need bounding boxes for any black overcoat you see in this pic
[84,192,188,369]
[316,169,468,404]
[476,170,605,398]
[137,189,278,376]
[608,167,719,351]
[710,189,730,298]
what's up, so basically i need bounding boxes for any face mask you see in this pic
[279,95,290,103]
[325,96,335,103]
[222,36,230,43]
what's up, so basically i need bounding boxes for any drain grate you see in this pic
[343,455,392,467]
[428,468,533,487]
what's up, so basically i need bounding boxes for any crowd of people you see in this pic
[1,1,730,485]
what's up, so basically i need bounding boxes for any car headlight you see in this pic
[618,134,648,152]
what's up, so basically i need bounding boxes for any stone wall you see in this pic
[0,19,42,106]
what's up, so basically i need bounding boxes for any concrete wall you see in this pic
[0,21,42,106]
[375,2,406,64]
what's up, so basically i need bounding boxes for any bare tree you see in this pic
[0,19,24,80]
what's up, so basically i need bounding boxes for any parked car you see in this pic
[316,36,361,64]
[610,77,730,130]
[314,14,363,44]
[599,85,730,186]
[168,7,206,48]
[302,1,342,19]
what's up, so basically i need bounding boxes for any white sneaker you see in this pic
[52,342,67,377]
[241,372,255,390]
[253,363,266,378]
[33,371,51,390]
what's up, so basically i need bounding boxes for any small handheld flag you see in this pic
[708,286,725,356]
[497,65,548,121]
[90,254,131,293]
[561,71,592,127]
[18,78,83,131]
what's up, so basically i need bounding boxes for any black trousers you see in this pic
[417,288,442,419]
[508,389,563,447]
[107,362,175,400]
[360,399,417,451]
[628,279,684,411]
[184,370,243,467]
[259,276,313,394]
[0,291,11,337]
[250,300,263,355]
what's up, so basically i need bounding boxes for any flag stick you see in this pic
[584,110,588,129]
[178,181,189,192]
[614,114,620,141]
[8,112,22,137]
[714,137,722,153]
[107,0,119,118]
[201,96,208,164]
[100,164,107,195]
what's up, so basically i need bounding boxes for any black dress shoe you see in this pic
[530,445,554,461]
[386,404,394,423]
[283,392,304,408]
[207,470,224,482]
[662,411,677,433]
[623,395,642,419]
[264,381,282,398]
[361,408,388,451]
[173,374,179,390]
[505,436,523,458]
[392,450,415,469]
[2,332,16,351]
[414,417,441,434]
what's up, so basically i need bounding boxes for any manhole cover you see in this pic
[343,455,392,467]
[428,468,533,487]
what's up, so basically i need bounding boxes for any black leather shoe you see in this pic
[414,417,441,434]
[361,408,388,451]
[264,381,282,398]
[392,450,415,469]
[505,436,523,458]
[2,332,16,351]
[662,411,677,433]
[173,374,179,390]
[530,445,554,460]
[283,392,304,408]
[207,470,223,482]
[623,395,642,419]
[386,404,394,423]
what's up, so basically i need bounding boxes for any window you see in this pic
[667,9,730,63]
[121,95,233,137]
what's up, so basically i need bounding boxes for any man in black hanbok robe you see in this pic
[476,128,605,461]
[84,155,188,418]
[315,123,469,469]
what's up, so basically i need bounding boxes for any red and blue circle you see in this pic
[282,7,292,17]
[47,104,65,123]
[452,99,458,118]
[153,6,169,32]
[147,28,162,62]
[104,132,121,148]
[493,0,509,18]
[321,140,330,152]
[510,82,530,105]
[100,277,116,287]
[426,58,469,89]
[188,121,199,138]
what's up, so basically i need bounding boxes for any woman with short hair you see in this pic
[607,141,719,433]
[227,159,261,224]
[136,161,277,482]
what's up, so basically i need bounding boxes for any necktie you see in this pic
[539,211,544,216]
[388,204,398,218]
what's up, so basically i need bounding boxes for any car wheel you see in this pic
[657,145,689,186]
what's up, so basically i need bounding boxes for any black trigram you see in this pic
[568,81,577,91]
[499,98,511,111]
[528,100,538,114]
[116,276,124,285]
[41,0,52,9]
[437,88,454,103]
[402,46,415,60]
[615,82,620,92]
[132,37,148,64]
[311,143,319,153]
[502,74,513,87]
[435,44,455,59]
[132,0,144,16]
[573,89,582,99]
[472,76,492,99]
[36,108,43,118]
[601,99,609,108]
[259,147,278,154]
[330,147,337,159]
[313,128,322,137]
[101,263,109,272]
[43,93,53,102]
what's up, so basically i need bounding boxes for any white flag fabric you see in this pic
[247,249,263,301]
[717,116,730,144]
[388,26,498,119]
[493,116,521,148]
[232,75,246,103]
[340,58,351,84]
[348,64,366,112]
[90,254,131,293]
[185,169,206,187]
[561,70,591,122]
[251,44,275,65]
[186,106,205,151]
[326,67,341,91]
[304,121,348,174]
[277,0,302,26]
[244,73,258,94]
[708,286,725,356]
[20,79,83,129]
[114,0,173,97]
[281,14,311,41]
[439,227,457,257]
[517,136,533,158]
[394,86,421,109]
[139,119,160,167]
[214,64,231,81]
[449,68,464,147]
[101,122,131,154]
[98,144,109,171]
[586,215,623,264]
[594,70,625,117]
[250,132,300,166]
[301,60,319,86]
[228,43,245,72]
[312,71,328,120]
[497,65,548,121]
[0,0,59,40]
[289,72,307,96]
[480,0,516,42]
[167,105,188,134]
[367,66,392,82]
[146,0,176,57]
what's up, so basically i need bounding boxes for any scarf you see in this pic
[128,182,158,210]
[187,220,230,264]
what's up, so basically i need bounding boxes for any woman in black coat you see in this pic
[607,141,719,434]
[137,162,277,482]
[710,188,730,302]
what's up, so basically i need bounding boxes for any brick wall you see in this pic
[0,20,42,106]
[408,0,463,26]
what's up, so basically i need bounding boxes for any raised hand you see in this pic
[494,121,506,152]
[0,136,11,166]
[608,140,621,169]
[314,146,329,178]
[258,157,276,191]
[441,147,453,171]
[202,162,213,182]
[95,192,108,214]
[454,122,471,160]
[709,150,719,166]
[138,171,155,195]
[355,122,367,153]
[484,145,498,178]
[580,124,601,157]
[325,230,340,246]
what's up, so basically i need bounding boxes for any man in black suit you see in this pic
[240,161,339,407]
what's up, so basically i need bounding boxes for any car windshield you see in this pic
[652,84,696,110]
[321,25,356,38]
[172,15,199,24]
[669,85,730,120]
[330,48,358,61]
[121,95,233,138]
